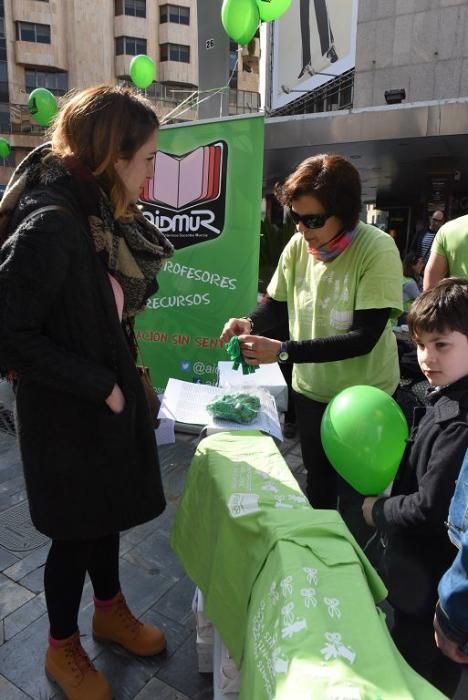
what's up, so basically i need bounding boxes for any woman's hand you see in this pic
[220,317,252,343]
[362,496,381,527]
[105,384,126,414]
[238,335,282,365]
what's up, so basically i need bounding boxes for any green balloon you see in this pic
[222,0,260,46]
[256,0,292,22]
[0,138,11,158]
[320,385,409,495]
[130,55,156,89]
[28,88,58,127]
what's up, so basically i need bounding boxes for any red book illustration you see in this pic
[141,142,224,210]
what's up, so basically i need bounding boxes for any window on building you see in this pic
[115,36,147,56]
[115,0,146,17]
[159,43,190,63]
[0,61,8,102]
[0,102,9,132]
[160,4,190,25]
[0,17,6,61]
[229,41,238,88]
[25,68,68,96]
[16,22,51,44]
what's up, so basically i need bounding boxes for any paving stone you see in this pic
[4,592,47,641]
[122,527,184,582]
[0,488,27,511]
[162,463,190,506]
[0,675,31,700]
[133,677,189,700]
[4,544,49,582]
[91,646,162,700]
[17,566,45,595]
[156,631,213,698]
[0,475,25,502]
[141,609,192,659]
[151,576,197,628]
[0,611,57,699]
[120,504,178,557]
[120,517,166,549]
[116,557,176,619]
[0,573,35,619]
[0,545,20,572]
[159,441,197,475]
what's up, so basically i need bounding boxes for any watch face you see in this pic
[279,351,289,361]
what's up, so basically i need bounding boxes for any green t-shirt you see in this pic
[432,215,468,278]
[267,222,403,403]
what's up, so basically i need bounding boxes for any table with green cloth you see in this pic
[171,431,445,699]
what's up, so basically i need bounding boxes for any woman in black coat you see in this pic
[0,86,174,700]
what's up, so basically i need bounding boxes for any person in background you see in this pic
[220,154,403,520]
[399,251,423,324]
[412,210,445,271]
[362,279,468,696]
[424,213,468,289]
[434,449,468,666]
[0,86,174,700]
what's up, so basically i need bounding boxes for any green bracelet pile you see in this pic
[207,392,261,424]
[226,336,259,375]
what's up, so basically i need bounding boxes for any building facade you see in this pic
[264,0,468,252]
[0,0,260,190]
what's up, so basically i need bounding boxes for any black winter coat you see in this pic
[0,183,166,539]
[373,376,468,617]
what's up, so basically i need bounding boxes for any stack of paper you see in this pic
[162,378,283,441]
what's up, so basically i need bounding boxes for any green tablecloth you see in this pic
[171,431,445,699]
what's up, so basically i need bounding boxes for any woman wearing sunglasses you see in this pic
[220,153,403,516]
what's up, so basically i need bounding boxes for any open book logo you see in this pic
[140,141,227,250]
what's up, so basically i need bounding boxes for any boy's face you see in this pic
[415,329,468,386]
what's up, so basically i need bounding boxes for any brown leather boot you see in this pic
[45,631,112,700]
[92,592,166,656]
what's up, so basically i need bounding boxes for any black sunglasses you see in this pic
[290,209,330,229]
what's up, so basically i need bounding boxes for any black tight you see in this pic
[44,533,120,640]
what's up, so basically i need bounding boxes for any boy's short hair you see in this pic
[408,277,468,339]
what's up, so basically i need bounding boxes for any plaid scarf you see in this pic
[0,143,174,319]
[308,226,357,262]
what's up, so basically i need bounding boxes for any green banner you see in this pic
[136,114,264,392]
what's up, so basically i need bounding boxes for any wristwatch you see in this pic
[277,341,289,363]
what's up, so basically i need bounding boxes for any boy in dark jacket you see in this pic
[362,278,468,697]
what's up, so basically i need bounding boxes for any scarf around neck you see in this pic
[0,143,174,319]
[308,226,357,262]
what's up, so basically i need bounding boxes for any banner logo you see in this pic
[140,141,228,250]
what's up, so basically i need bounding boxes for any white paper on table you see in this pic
[163,378,283,441]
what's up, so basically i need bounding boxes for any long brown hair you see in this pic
[49,85,159,219]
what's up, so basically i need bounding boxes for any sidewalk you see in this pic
[0,391,305,700]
